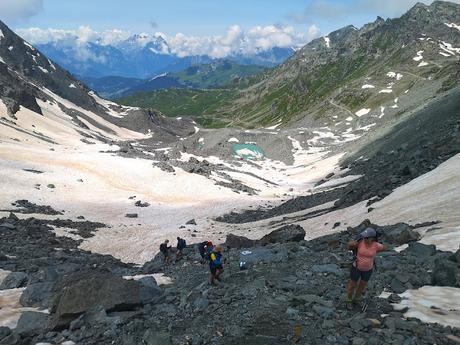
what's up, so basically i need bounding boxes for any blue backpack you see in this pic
[210,252,223,266]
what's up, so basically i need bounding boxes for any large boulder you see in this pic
[432,250,460,287]
[20,282,55,308]
[15,311,50,337]
[404,242,436,257]
[382,223,420,245]
[225,234,258,249]
[0,272,28,290]
[52,271,143,328]
[260,225,305,244]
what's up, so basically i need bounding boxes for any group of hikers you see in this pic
[159,223,388,305]
[159,238,224,285]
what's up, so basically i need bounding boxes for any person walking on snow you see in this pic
[159,239,172,265]
[346,227,388,309]
[209,245,224,286]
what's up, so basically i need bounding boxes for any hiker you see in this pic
[176,237,187,261]
[346,227,388,309]
[198,241,213,263]
[159,239,172,265]
[209,245,224,285]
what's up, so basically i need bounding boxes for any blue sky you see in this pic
[2,0,435,36]
[2,0,454,58]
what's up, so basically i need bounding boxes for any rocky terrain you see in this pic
[1,217,460,344]
[0,2,459,345]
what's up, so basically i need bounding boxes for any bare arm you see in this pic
[348,240,358,250]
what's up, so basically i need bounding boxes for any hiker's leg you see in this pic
[347,279,357,299]
[355,279,368,298]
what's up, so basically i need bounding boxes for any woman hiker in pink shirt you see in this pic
[346,227,388,309]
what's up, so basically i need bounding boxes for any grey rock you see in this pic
[15,311,49,336]
[432,256,460,287]
[260,224,305,244]
[186,219,197,225]
[225,234,257,249]
[20,282,55,308]
[313,305,334,319]
[142,329,172,345]
[0,328,10,341]
[0,272,28,290]
[137,276,163,304]
[405,242,436,257]
[193,298,209,312]
[311,264,342,275]
[52,271,142,328]
[0,223,15,230]
[125,213,138,218]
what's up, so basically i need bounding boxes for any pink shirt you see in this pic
[356,241,384,271]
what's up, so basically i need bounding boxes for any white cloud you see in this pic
[16,24,322,59]
[0,0,43,21]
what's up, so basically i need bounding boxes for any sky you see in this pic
[1,0,458,57]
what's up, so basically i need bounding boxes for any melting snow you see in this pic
[418,61,429,67]
[198,137,204,143]
[69,83,76,88]
[393,286,460,329]
[346,117,353,121]
[413,51,424,62]
[361,84,375,89]
[0,30,3,40]
[324,36,330,48]
[38,66,49,74]
[439,51,451,57]
[266,121,282,130]
[8,46,13,51]
[355,108,370,117]
[440,41,460,55]
[378,106,385,119]
[444,22,460,31]
[0,57,5,64]
[228,137,239,143]
[194,126,200,133]
[386,72,403,80]
[379,89,393,94]
[23,41,35,50]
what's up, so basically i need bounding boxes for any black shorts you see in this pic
[210,264,223,275]
[350,265,373,282]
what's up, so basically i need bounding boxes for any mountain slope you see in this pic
[119,1,460,129]
[0,20,195,145]
[82,60,267,99]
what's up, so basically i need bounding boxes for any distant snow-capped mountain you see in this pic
[34,34,295,79]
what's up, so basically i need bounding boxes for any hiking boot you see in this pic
[346,298,353,310]
[353,296,363,305]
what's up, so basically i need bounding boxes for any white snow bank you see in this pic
[235,148,264,159]
[387,72,403,81]
[194,126,200,133]
[379,89,393,94]
[379,106,386,119]
[444,22,460,31]
[69,83,76,88]
[266,121,282,130]
[0,30,4,39]
[361,84,375,89]
[228,137,239,143]
[38,66,49,74]
[23,41,35,50]
[440,41,460,55]
[8,46,13,51]
[393,286,460,328]
[413,51,424,61]
[355,108,370,117]
[324,36,330,48]
[418,61,429,67]
[346,116,353,121]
